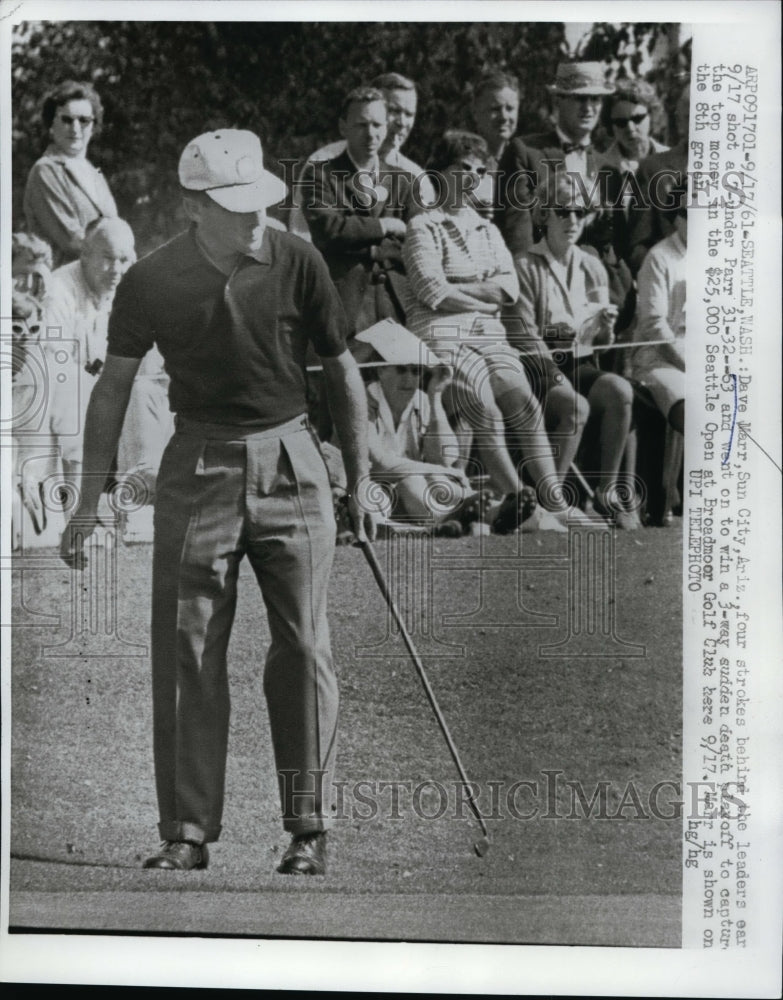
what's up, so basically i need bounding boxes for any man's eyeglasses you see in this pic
[552,207,591,220]
[611,112,648,129]
[57,115,95,127]
[394,365,420,375]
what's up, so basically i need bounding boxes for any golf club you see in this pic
[359,538,491,857]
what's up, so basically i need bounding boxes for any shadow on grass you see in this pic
[10,851,139,870]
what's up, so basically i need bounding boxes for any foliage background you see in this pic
[11,20,688,256]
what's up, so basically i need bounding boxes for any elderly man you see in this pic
[289,72,433,238]
[43,217,137,491]
[302,86,418,350]
[61,129,375,877]
[497,61,615,256]
[41,217,171,543]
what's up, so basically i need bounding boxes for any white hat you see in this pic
[178,129,288,212]
[354,319,442,368]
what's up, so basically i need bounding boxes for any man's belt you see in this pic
[174,413,309,440]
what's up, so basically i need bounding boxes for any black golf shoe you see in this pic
[276,831,327,876]
[143,840,209,870]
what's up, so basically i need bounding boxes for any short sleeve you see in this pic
[107,267,156,359]
[301,246,349,357]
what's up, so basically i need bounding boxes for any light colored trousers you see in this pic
[152,413,338,843]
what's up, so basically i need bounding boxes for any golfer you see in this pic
[61,129,375,877]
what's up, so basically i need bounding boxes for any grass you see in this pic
[10,525,682,935]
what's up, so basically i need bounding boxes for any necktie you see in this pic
[562,141,591,155]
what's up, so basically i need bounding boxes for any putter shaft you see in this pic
[360,540,490,842]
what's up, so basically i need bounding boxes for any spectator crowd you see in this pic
[11,61,689,548]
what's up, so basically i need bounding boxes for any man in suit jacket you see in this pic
[288,72,434,240]
[468,69,521,223]
[627,89,690,274]
[302,86,418,356]
[496,62,616,257]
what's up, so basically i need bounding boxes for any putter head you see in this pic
[473,835,491,858]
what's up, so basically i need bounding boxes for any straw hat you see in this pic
[354,319,443,368]
[547,62,615,97]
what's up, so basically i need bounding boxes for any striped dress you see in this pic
[402,207,518,349]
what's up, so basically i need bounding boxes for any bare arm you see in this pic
[421,367,461,467]
[636,253,686,371]
[321,350,376,542]
[60,354,141,565]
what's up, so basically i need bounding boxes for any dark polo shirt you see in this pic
[107,226,348,427]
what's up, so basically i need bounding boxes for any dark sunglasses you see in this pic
[12,321,41,337]
[553,207,591,220]
[57,114,95,126]
[457,162,488,177]
[611,112,648,128]
[394,365,420,375]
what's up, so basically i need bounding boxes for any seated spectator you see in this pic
[627,87,689,274]
[469,69,521,222]
[11,289,60,547]
[303,86,418,353]
[12,231,53,301]
[42,217,173,538]
[497,61,615,257]
[23,80,118,267]
[11,235,62,548]
[596,79,670,265]
[289,72,434,239]
[598,79,669,175]
[403,131,595,532]
[515,170,641,528]
[354,320,485,535]
[632,184,686,435]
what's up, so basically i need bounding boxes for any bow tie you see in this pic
[562,141,591,155]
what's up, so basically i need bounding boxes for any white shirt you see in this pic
[555,125,592,177]
[634,230,686,371]
[366,380,430,471]
[43,262,166,456]
[595,136,669,177]
[42,262,108,455]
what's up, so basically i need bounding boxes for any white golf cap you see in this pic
[354,319,443,368]
[178,129,288,212]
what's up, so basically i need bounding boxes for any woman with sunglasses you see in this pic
[515,171,641,529]
[403,131,595,533]
[597,80,669,266]
[23,80,118,267]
